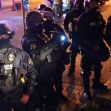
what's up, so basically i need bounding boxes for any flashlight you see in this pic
[60,35,66,42]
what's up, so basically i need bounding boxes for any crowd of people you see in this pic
[0,0,111,111]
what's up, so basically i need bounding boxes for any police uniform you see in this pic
[64,2,84,76]
[77,5,109,100]
[22,11,70,110]
[0,23,37,111]
[43,19,70,100]
[40,6,70,98]
[22,30,66,111]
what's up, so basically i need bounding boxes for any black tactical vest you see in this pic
[0,47,21,93]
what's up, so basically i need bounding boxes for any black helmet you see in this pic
[37,4,47,11]
[44,7,55,16]
[26,11,43,28]
[0,22,14,39]
[42,7,55,21]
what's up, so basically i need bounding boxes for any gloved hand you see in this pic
[21,94,30,104]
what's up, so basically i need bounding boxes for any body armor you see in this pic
[0,45,34,94]
[22,32,63,82]
[0,21,37,111]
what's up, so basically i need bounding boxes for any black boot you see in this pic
[67,51,77,76]
[81,71,92,101]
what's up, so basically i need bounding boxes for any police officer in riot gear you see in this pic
[0,21,37,111]
[77,0,110,100]
[41,7,66,38]
[42,7,70,101]
[22,11,45,55]
[21,11,69,111]
[64,0,84,76]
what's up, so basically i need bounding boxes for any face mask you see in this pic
[0,39,10,49]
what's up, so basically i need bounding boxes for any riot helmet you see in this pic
[0,22,14,39]
[26,11,43,33]
[42,7,55,22]
[37,4,47,11]
[0,21,15,48]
